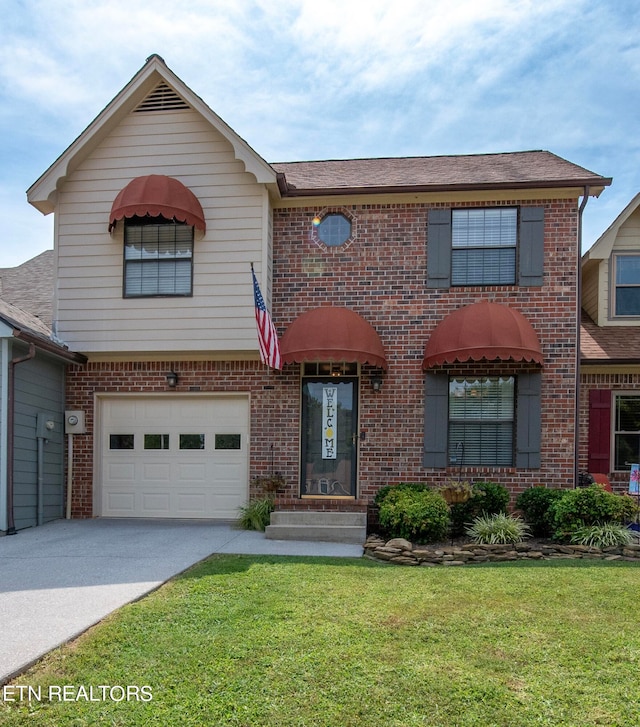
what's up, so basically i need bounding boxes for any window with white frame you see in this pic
[124,216,193,297]
[451,208,517,286]
[614,393,640,470]
[613,254,640,317]
[448,376,515,466]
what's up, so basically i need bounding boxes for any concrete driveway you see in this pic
[0,518,362,684]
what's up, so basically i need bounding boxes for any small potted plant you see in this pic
[435,480,473,506]
[253,473,285,495]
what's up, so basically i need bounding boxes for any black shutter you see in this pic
[423,372,449,468]
[518,207,544,286]
[427,208,451,289]
[515,372,542,468]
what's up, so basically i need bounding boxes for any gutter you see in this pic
[277,178,612,198]
[6,343,36,535]
[575,186,590,488]
[12,329,87,365]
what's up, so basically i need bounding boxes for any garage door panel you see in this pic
[141,492,171,514]
[105,492,136,514]
[143,463,171,481]
[176,462,208,481]
[106,462,137,481]
[99,395,249,519]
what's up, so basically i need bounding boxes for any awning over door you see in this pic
[281,306,387,369]
[422,301,543,369]
[109,174,206,232]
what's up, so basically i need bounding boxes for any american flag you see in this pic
[252,266,282,370]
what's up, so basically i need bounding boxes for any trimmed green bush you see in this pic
[378,488,450,543]
[238,497,275,531]
[449,480,510,537]
[516,486,565,537]
[373,482,429,508]
[550,485,637,542]
[570,523,634,549]
[465,512,530,545]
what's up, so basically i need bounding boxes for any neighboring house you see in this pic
[26,55,611,527]
[0,250,55,327]
[581,193,640,491]
[0,299,85,533]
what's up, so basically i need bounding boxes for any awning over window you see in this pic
[281,306,387,369]
[422,301,543,369]
[109,175,206,232]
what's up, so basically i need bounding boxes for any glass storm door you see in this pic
[301,378,358,497]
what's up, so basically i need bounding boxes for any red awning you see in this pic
[422,302,543,369]
[109,175,206,232]
[281,306,387,369]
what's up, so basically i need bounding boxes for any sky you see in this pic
[0,0,638,268]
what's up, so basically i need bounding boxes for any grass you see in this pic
[3,556,640,726]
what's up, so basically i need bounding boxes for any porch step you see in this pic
[265,511,367,544]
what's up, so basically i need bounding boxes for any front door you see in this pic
[301,378,358,498]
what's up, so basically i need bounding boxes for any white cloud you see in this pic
[0,0,638,264]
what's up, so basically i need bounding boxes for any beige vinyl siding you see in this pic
[596,208,640,325]
[54,110,270,355]
[582,260,599,322]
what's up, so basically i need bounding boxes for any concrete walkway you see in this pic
[0,518,363,684]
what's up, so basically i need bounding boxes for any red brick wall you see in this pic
[272,198,579,505]
[65,197,580,517]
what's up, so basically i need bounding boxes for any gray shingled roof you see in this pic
[581,311,640,362]
[0,250,53,326]
[0,298,53,339]
[272,150,611,195]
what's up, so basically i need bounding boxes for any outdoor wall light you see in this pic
[372,376,383,393]
[166,371,179,388]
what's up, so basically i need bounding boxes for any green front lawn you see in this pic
[3,556,640,726]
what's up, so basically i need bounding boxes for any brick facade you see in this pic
[64,197,580,517]
[579,370,640,493]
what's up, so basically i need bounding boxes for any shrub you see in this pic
[465,513,530,545]
[570,523,634,549]
[378,488,450,543]
[373,482,430,508]
[449,481,510,537]
[238,497,274,532]
[550,485,638,542]
[515,486,565,537]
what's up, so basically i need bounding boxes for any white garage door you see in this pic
[99,395,249,519]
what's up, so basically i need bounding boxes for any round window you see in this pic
[316,213,351,247]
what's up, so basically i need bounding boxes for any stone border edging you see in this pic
[364,536,640,566]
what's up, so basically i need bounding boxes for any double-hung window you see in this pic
[448,376,515,466]
[427,206,544,289]
[451,208,517,285]
[614,394,640,470]
[124,216,193,297]
[613,254,640,317]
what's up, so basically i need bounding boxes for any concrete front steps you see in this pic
[265,511,367,544]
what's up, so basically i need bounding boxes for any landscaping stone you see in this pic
[386,538,413,551]
[363,535,640,567]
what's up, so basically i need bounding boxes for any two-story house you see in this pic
[26,55,610,534]
[581,193,640,491]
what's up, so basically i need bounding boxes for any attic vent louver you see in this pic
[135,82,190,112]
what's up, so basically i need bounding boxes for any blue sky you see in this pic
[0,0,638,267]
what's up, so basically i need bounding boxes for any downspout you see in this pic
[6,342,36,534]
[575,186,590,488]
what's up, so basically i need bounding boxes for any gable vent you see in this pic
[134,82,190,113]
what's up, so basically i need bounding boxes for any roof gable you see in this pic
[27,55,277,214]
[583,192,640,262]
